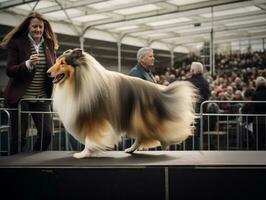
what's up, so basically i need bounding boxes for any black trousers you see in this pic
[7,100,52,154]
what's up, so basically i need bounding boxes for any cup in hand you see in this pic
[30,53,39,66]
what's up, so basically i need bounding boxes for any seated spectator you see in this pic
[204,102,220,131]
[233,90,243,101]
[217,92,230,113]
[169,74,177,83]
[216,86,224,95]
[225,86,234,100]
[234,77,243,90]
[230,90,244,115]
[209,90,217,100]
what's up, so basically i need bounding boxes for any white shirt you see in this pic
[25,33,44,70]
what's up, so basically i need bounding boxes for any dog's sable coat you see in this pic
[47,48,198,158]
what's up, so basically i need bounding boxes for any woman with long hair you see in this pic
[0,11,58,154]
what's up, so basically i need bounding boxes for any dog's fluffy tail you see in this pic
[138,81,198,148]
[164,81,197,121]
[161,81,198,144]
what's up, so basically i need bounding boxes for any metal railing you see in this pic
[0,98,265,155]
[17,98,77,152]
[0,108,11,155]
[200,100,266,151]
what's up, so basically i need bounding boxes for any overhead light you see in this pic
[148,33,168,38]
[113,25,139,31]
[168,0,208,6]
[200,6,260,18]
[12,0,57,10]
[175,25,211,33]
[114,4,162,15]
[248,29,266,33]
[89,0,138,10]
[73,14,109,23]
[147,17,191,26]
[225,18,266,26]
[215,32,238,37]
[44,9,83,20]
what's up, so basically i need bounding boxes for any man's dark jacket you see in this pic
[128,63,156,83]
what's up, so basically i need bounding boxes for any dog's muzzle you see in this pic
[52,74,65,84]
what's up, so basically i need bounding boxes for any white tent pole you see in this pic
[80,36,84,51]
[117,34,126,72]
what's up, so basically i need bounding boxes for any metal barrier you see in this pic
[0,108,11,155]
[0,98,265,155]
[0,98,17,155]
[17,98,82,152]
[200,100,266,151]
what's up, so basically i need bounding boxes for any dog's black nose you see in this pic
[47,71,51,77]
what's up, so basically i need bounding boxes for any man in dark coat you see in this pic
[128,47,157,83]
[126,47,157,149]
[188,62,210,150]
[253,76,266,150]
[189,62,210,113]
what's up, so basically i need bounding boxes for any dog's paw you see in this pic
[125,147,136,154]
[160,141,169,150]
[73,151,91,159]
[125,141,139,154]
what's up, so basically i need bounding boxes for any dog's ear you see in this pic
[72,48,83,59]
[63,49,73,55]
[64,48,83,67]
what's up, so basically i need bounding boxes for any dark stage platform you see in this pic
[1,150,266,167]
[1,151,266,200]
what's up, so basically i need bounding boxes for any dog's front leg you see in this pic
[125,139,140,153]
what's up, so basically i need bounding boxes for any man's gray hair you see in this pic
[190,62,204,74]
[137,47,153,62]
[255,76,266,88]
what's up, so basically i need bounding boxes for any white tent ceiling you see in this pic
[0,0,266,53]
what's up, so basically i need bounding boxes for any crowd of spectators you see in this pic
[153,50,266,150]
[154,50,266,113]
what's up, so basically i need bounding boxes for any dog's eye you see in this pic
[60,60,65,65]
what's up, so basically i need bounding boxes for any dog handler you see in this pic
[0,11,58,154]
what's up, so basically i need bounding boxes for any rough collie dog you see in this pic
[47,48,198,158]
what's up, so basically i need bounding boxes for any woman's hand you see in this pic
[29,53,39,66]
